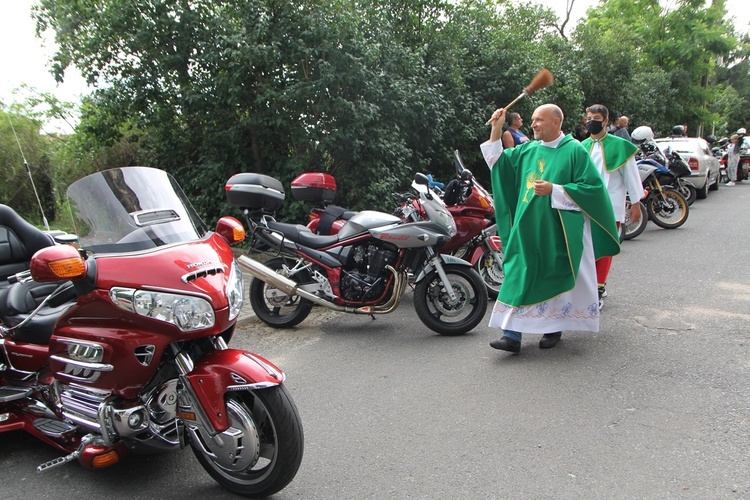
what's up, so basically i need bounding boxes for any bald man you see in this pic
[481,104,620,353]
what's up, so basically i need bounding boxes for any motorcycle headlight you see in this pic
[226,260,244,321]
[110,287,215,332]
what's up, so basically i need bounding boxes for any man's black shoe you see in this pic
[490,337,521,353]
[539,332,562,349]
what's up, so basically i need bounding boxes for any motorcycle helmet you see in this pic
[737,127,746,135]
[631,125,654,145]
[671,125,684,137]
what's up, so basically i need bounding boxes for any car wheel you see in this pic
[696,176,709,199]
[709,172,720,191]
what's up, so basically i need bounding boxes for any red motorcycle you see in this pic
[0,167,303,497]
[292,150,503,298]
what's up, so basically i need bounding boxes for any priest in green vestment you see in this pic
[480,104,620,353]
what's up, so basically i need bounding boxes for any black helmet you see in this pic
[671,125,684,136]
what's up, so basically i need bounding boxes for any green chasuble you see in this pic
[491,134,620,308]
[580,133,638,173]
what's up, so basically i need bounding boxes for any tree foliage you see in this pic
[17,0,743,226]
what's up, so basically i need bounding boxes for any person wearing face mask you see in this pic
[481,104,620,354]
[581,104,645,309]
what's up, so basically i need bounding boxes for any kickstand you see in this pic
[369,314,376,320]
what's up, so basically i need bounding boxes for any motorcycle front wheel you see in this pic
[413,264,488,336]
[646,188,689,229]
[190,386,304,497]
[620,201,648,241]
[249,257,313,328]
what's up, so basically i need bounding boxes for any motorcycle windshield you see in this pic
[66,166,208,253]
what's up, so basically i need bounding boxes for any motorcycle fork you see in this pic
[425,247,458,301]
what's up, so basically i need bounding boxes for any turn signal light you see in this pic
[215,216,246,244]
[91,450,120,468]
[48,258,86,278]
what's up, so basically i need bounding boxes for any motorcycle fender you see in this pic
[468,235,501,265]
[414,254,470,282]
[185,349,285,431]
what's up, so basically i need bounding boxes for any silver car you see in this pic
[655,137,721,199]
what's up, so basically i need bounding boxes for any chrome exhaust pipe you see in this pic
[237,255,407,314]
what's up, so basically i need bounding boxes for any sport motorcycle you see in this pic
[227,172,488,336]
[291,150,503,298]
[0,167,303,497]
[636,160,689,229]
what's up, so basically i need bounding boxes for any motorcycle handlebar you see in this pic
[8,270,31,284]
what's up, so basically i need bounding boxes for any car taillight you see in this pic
[688,158,699,171]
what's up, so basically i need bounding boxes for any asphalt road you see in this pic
[3,182,750,499]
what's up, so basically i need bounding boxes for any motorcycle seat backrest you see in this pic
[267,220,341,249]
[317,205,356,235]
[0,204,55,282]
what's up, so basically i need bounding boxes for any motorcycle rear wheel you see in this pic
[677,181,697,206]
[190,386,304,497]
[646,188,689,229]
[620,201,648,241]
[474,248,503,299]
[249,257,313,328]
[413,264,488,336]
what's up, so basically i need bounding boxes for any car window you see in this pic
[655,140,695,154]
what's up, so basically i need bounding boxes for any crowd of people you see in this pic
[481,104,745,355]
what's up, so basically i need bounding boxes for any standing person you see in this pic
[581,104,645,309]
[613,115,631,141]
[501,112,531,149]
[481,104,620,353]
[726,131,743,186]
[573,117,590,141]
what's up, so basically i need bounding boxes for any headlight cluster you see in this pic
[226,260,244,321]
[110,287,215,332]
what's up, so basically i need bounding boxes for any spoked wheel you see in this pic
[620,201,648,240]
[413,264,488,336]
[474,247,503,299]
[646,188,689,229]
[190,387,304,497]
[249,257,313,328]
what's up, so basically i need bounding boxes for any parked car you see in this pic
[654,137,721,199]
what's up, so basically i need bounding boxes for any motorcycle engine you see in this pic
[340,242,398,302]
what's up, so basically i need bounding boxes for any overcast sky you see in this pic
[1,0,748,125]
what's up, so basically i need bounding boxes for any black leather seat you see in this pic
[267,220,341,249]
[1,280,76,344]
[0,205,72,344]
[0,204,55,285]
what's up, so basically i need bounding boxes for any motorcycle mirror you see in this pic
[30,244,86,282]
[414,173,430,186]
[215,216,246,244]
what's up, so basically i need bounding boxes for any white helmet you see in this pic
[631,125,654,142]
[737,127,747,135]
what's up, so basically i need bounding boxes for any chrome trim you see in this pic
[181,265,224,283]
[242,352,285,382]
[134,345,156,366]
[109,287,135,312]
[226,381,280,391]
[50,355,114,372]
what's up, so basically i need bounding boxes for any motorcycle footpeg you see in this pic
[36,452,79,473]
